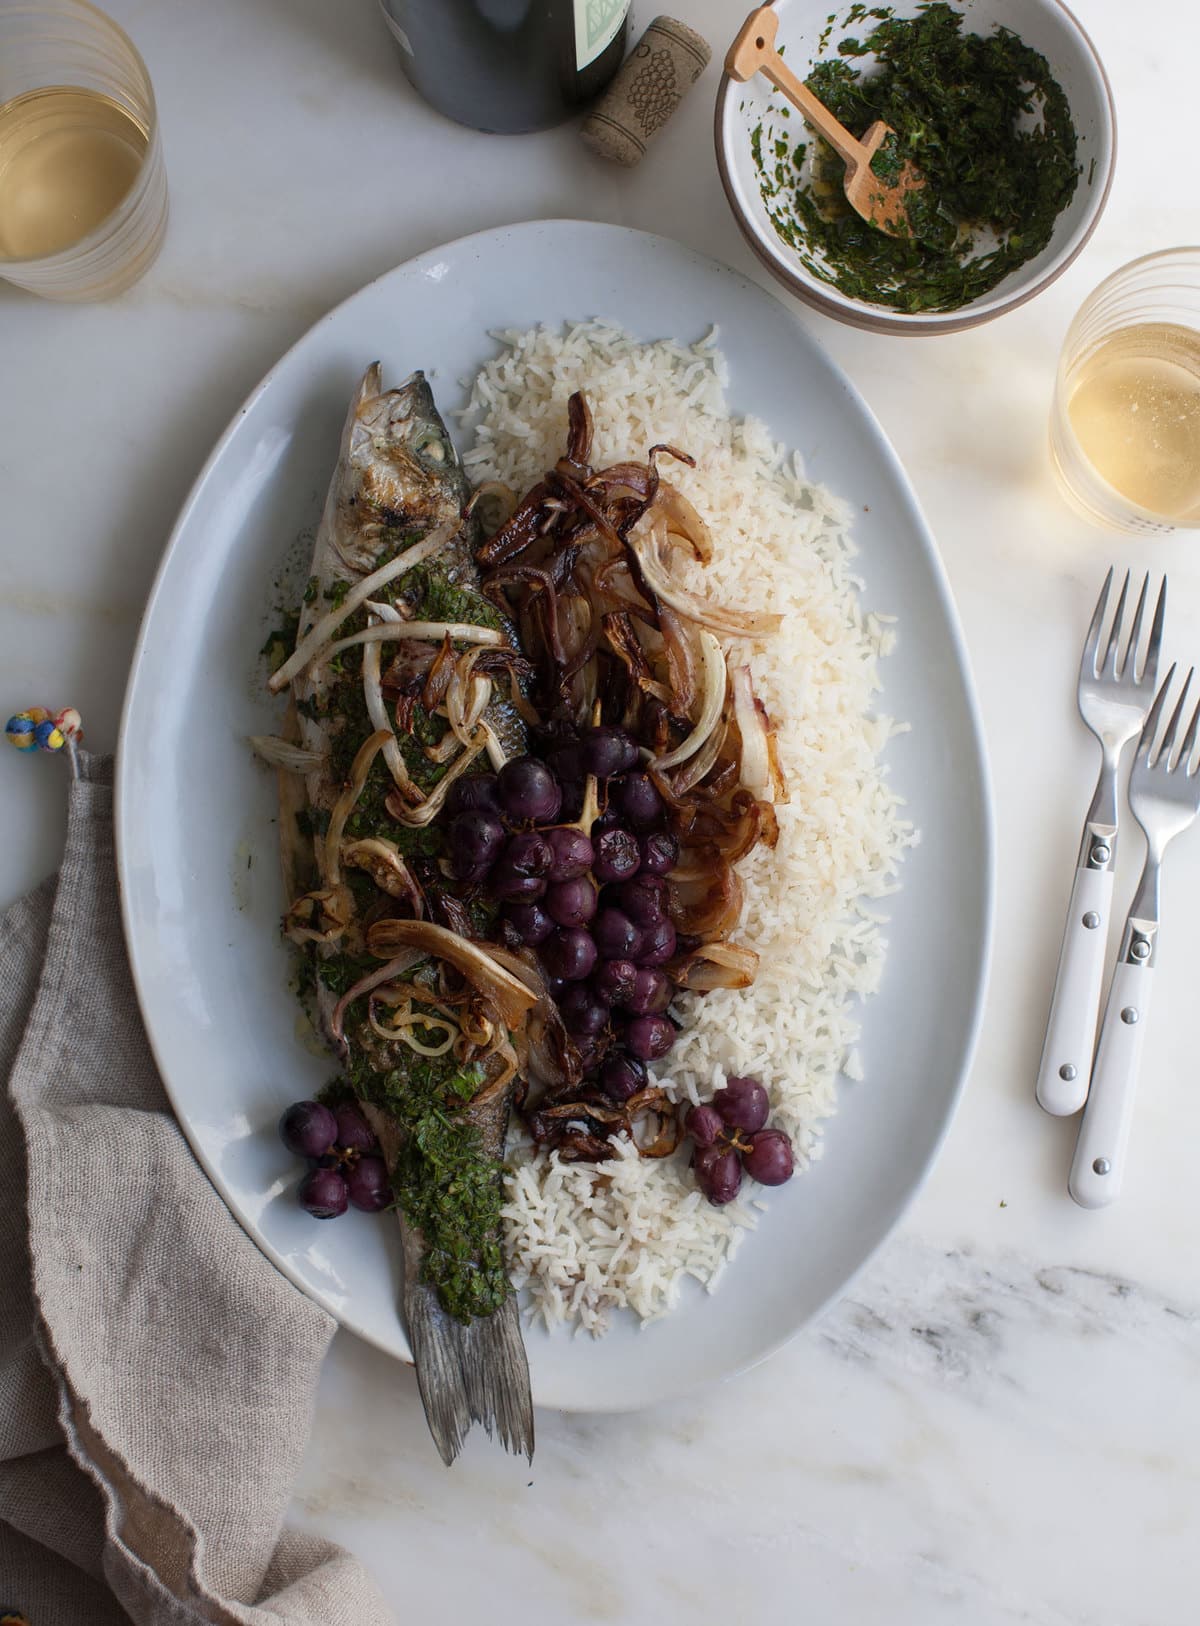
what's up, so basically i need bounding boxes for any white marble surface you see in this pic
[3,0,1199,1619]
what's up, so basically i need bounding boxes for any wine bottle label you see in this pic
[574,0,629,71]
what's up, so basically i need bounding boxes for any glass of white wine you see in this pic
[1050,248,1200,534]
[0,0,167,301]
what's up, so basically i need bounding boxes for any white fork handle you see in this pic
[1036,866,1114,1115]
[1069,960,1154,1208]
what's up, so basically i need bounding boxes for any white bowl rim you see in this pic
[714,0,1118,335]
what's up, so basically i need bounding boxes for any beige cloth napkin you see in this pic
[0,753,393,1625]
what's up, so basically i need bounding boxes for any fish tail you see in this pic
[407,1286,534,1466]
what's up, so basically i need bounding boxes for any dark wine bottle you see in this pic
[378,0,630,134]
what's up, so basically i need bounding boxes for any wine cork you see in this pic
[581,16,712,167]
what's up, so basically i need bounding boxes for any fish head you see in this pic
[334,366,467,572]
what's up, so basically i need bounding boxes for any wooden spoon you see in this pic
[726,5,927,240]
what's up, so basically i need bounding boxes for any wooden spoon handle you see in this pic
[725,5,865,171]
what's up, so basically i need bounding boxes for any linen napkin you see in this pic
[0,751,394,1625]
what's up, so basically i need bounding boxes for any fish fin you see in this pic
[407,1285,534,1466]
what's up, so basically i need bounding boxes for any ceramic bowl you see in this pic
[715,0,1117,335]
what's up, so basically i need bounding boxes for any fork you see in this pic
[1036,570,1166,1116]
[1070,666,1200,1207]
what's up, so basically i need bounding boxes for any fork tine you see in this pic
[1142,575,1167,687]
[1101,569,1130,676]
[1179,692,1200,775]
[1082,567,1113,679]
[1138,662,1176,764]
[1122,573,1150,679]
[1157,666,1193,767]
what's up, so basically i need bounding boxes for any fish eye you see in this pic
[412,428,447,465]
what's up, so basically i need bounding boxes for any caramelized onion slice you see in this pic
[467,480,518,537]
[365,919,537,1032]
[655,480,712,563]
[249,735,324,774]
[384,727,488,826]
[652,630,726,771]
[323,730,393,884]
[732,665,786,804]
[668,862,744,940]
[340,837,424,911]
[628,525,782,638]
[329,949,427,1044]
[268,523,455,691]
[369,997,458,1057]
[282,884,353,946]
[669,940,760,992]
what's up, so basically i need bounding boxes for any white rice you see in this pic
[459,322,914,1334]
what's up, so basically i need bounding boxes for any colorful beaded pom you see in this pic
[5,706,83,754]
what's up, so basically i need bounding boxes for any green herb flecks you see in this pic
[346,1029,510,1323]
[752,2,1080,313]
[260,609,300,665]
[276,503,518,1323]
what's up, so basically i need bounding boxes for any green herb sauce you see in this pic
[752,2,1080,313]
[279,537,511,1323]
[319,993,511,1323]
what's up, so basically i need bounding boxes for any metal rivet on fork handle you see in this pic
[1082,911,1100,928]
[1121,1007,1140,1025]
[1093,1158,1112,1176]
[1059,1063,1077,1081]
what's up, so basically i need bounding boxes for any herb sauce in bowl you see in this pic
[755,3,1080,314]
[717,0,1114,333]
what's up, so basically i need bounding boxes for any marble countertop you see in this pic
[3,0,1198,1619]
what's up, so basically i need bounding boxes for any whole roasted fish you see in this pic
[265,365,534,1464]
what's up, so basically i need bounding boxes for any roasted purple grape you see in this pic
[541,926,597,982]
[333,1105,376,1157]
[446,772,501,818]
[559,984,609,1037]
[489,863,546,901]
[639,830,679,876]
[345,1155,393,1212]
[685,1103,724,1148]
[580,724,639,779]
[546,826,594,881]
[613,771,664,831]
[504,829,552,875]
[280,1100,337,1160]
[490,830,552,899]
[593,907,642,961]
[626,967,671,1016]
[298,1166,349,1219]
[693,1146,742,1205]
[713,1076,770,1134]
[616,874,667,927]
[625,1014,675,1061]
[545,877,597,928]
[592,826,641,884]
[743,1129,794,1186]
[593,958,638,1006]
[636,916,677,967]
[498,756,562,823]
[599,1050,648,1103]
[505,899,554,945]
[448,810,505,875]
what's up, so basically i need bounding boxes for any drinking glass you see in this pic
[0,0,167,301]
[1050,248,1200,535]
